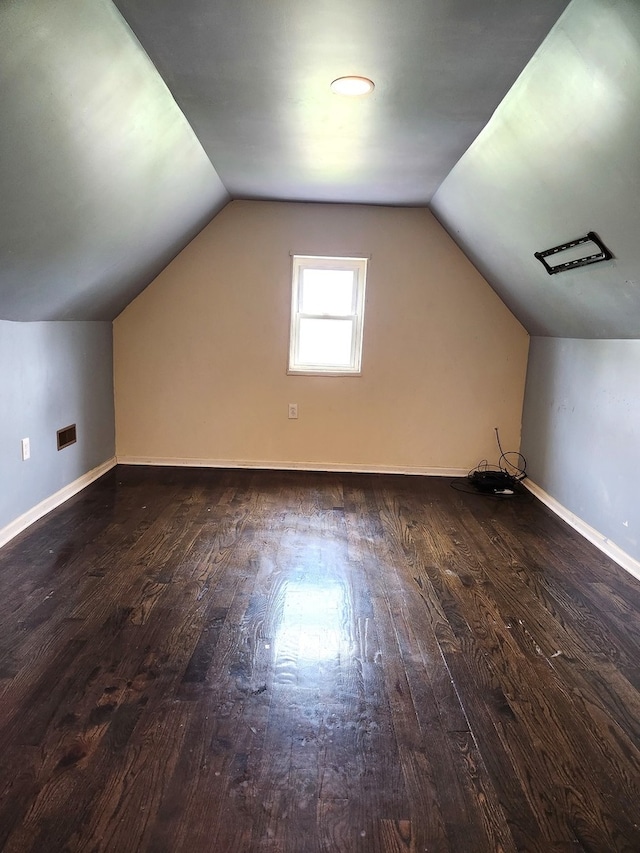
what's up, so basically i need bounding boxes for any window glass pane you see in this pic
[300,269,354,315]
[298,318,353,366]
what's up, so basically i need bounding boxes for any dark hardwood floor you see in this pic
[0,466,639,852]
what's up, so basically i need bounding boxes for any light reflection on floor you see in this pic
[274,579,346,664]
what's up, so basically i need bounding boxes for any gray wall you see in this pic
[0,321,115,532]
[521,337,640,562]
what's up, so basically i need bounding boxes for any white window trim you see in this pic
[288,255,368,376]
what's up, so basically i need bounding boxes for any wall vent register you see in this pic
[57,424,77,450]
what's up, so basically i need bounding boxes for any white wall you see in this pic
[114,200,528,473]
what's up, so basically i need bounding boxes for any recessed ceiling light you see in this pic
[330,76,375,96]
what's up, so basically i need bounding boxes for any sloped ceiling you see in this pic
[113,0,569,206]
[0,0,228,321]
[0,0,571,322]
[432,0,640,338]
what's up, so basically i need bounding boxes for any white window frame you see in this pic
[288,255,368,376]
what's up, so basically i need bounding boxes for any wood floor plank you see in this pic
[0,467,639,851]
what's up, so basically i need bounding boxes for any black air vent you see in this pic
[57,424,77,451]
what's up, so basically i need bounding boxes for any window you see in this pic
[288,255,368,375]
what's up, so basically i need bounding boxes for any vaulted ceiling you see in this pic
[432,0,640,339]
[0,0,227,321]
[111,0,569,206]
[3,0,639,338]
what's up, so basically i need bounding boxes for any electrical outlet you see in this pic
[21,437,30,461]
[288,403,298,419]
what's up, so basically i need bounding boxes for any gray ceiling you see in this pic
[432,0,640,338]
[113,0,570,206]
[0,0,228,321]
[8,0,636,338]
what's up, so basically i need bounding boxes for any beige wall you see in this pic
[114,201,529,473]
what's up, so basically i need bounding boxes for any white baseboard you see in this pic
[9,460,637,583]
[116,455,469,478]
[0,457,117,550]
[524,479,640,583]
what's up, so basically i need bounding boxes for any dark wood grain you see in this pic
[0,466,639,851]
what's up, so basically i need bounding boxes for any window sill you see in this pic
[287,368,362,377]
